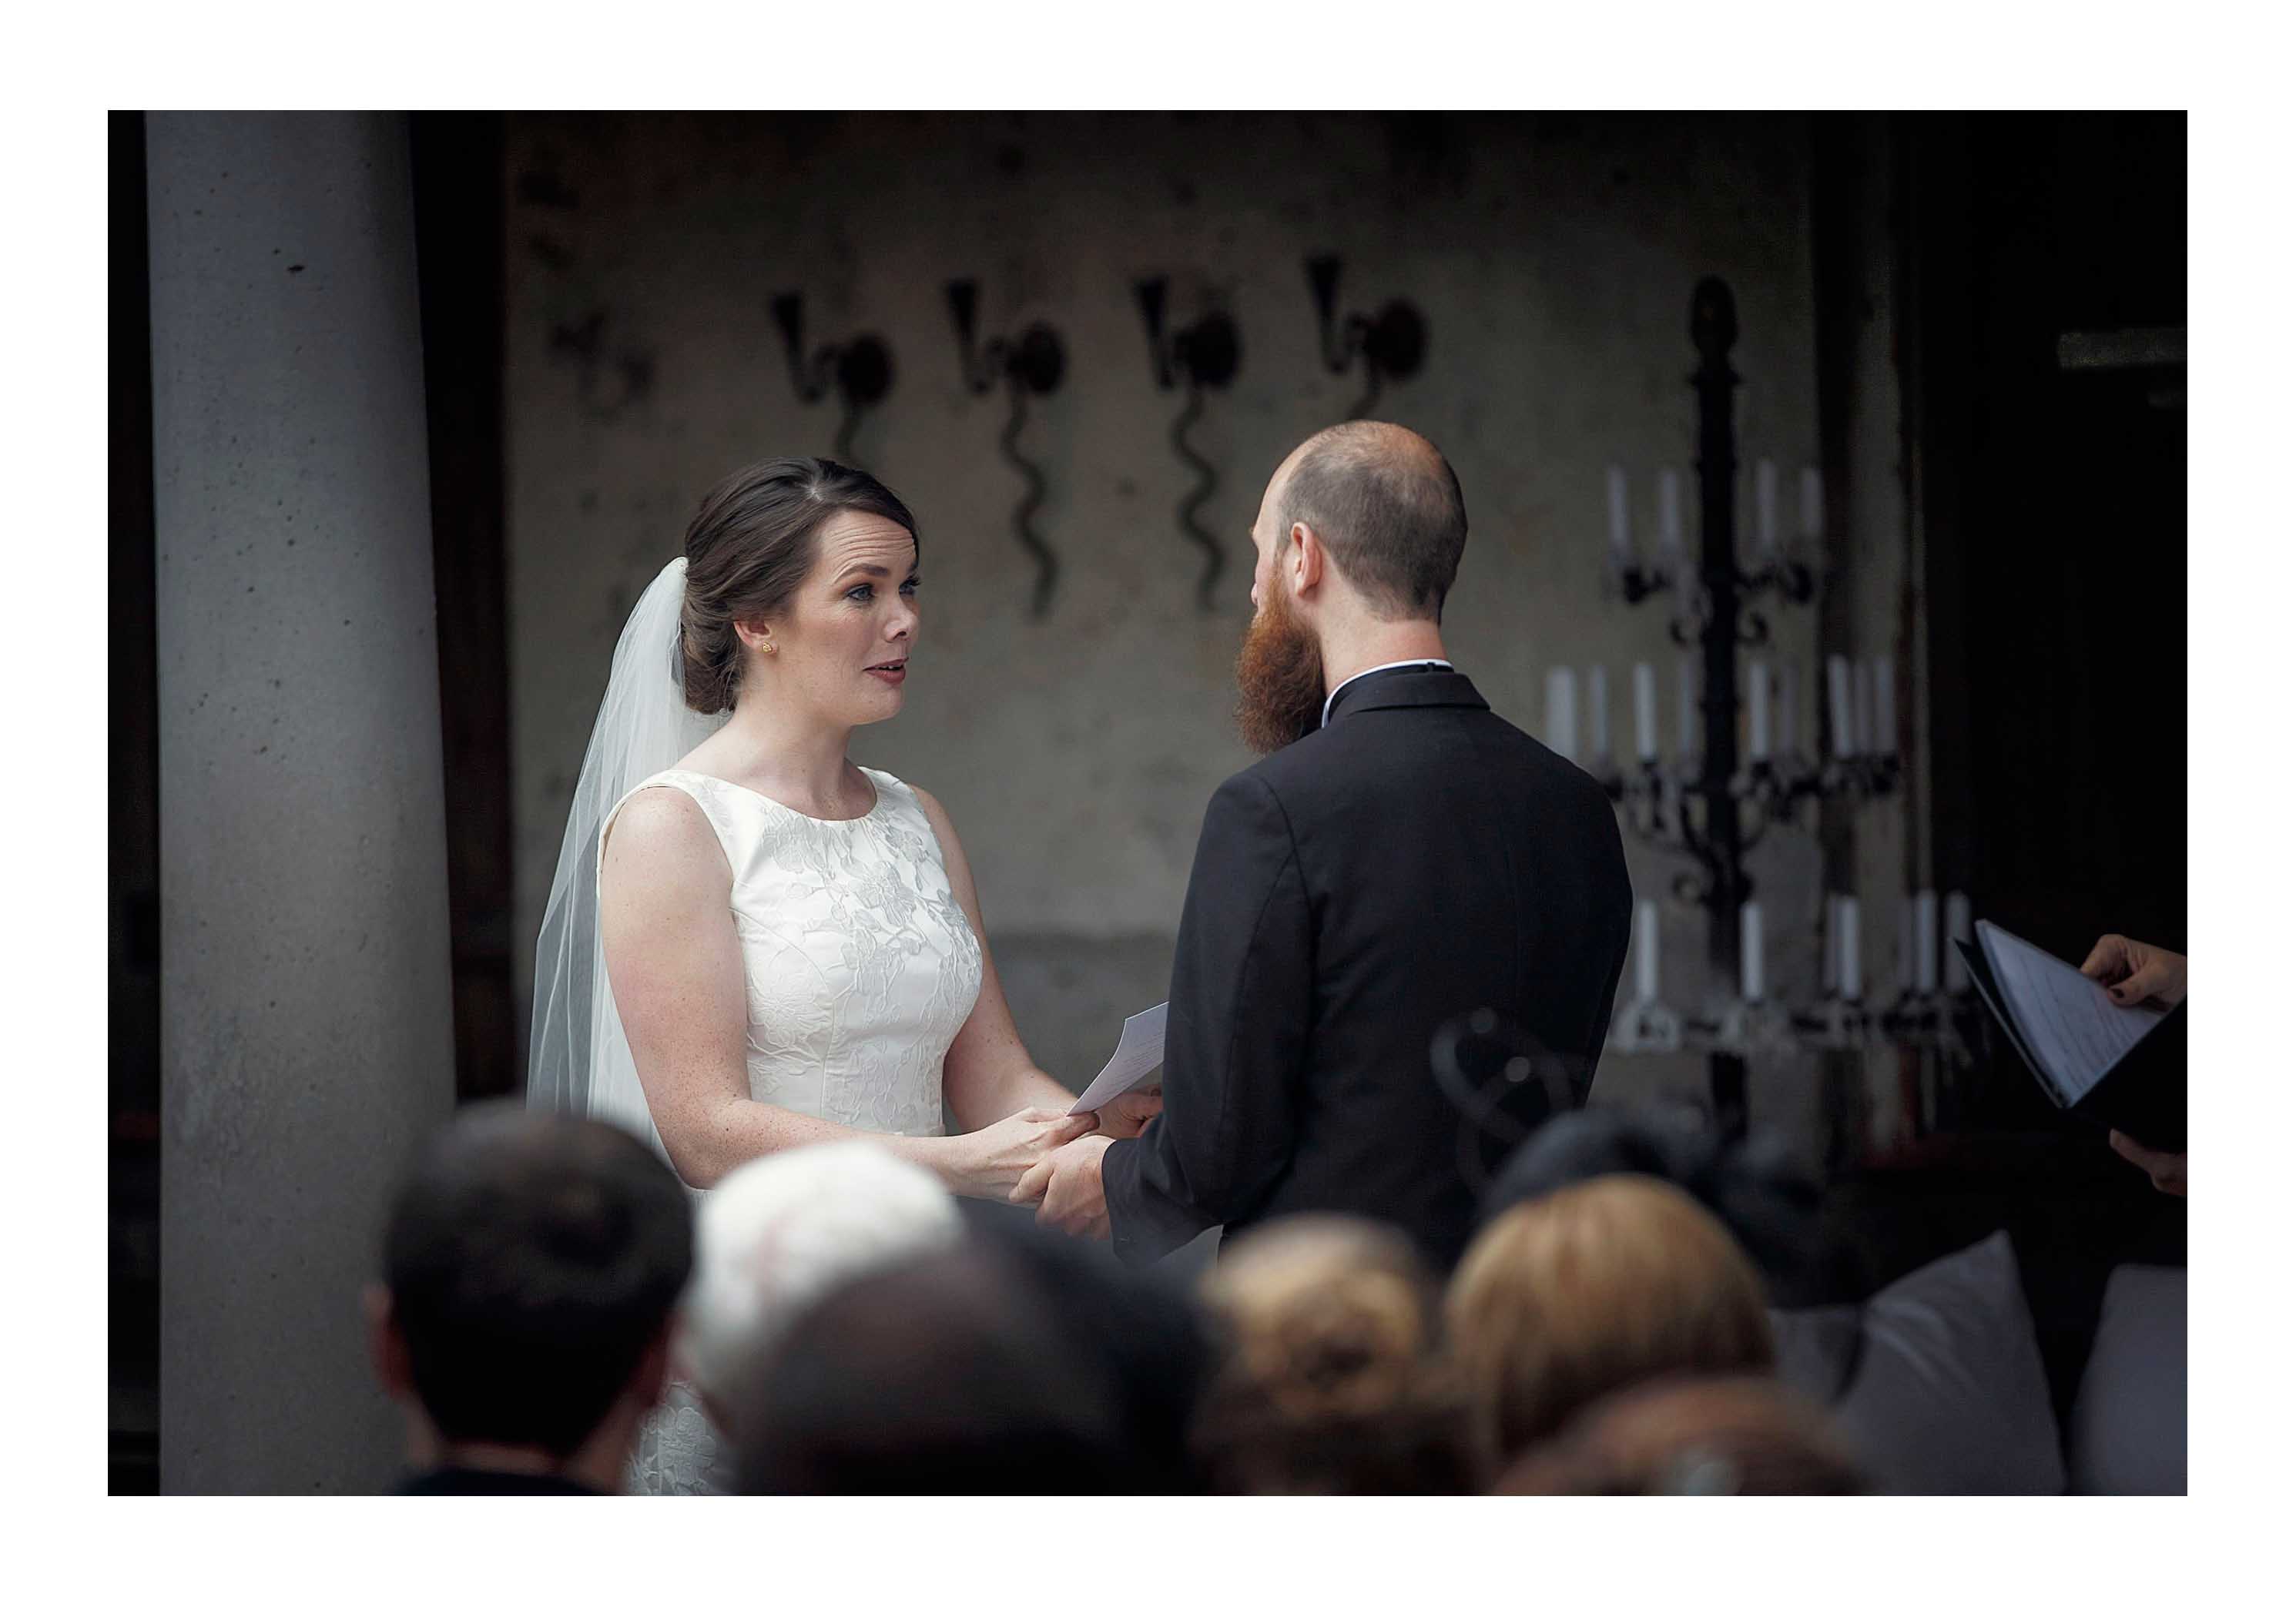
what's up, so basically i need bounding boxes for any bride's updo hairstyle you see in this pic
[679,457,920,715]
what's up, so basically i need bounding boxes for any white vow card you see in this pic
[1068,1003,1168,1113]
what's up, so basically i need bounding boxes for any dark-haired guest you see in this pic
[1193,1216,1488,1494]
[731,1217,1208,1495]
[1495,1374,1867,1495]
[1448,1176,1775,1465]
[366,1103,693,1494]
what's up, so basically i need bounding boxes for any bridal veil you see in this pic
[526,557,729,1145]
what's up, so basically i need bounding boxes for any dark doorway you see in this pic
[1842,111,2187,1413]
[411,112,520,1105]
[1913,112,2186,962]
[110,108,162,1495]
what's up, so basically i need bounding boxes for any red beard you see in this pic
[1233,587,1326,755]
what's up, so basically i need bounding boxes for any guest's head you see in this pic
[1448,1176,1775,1462]
[1493,1374,1869,1495]
[679,456,920,727]
[367,1103,692,1490]
[1238,421,1466,752]
[732,1217,1208,1494]
[1481,1105,1828,1304]
[981,1213,1212,1489]
[1193,1216,1487,1494]
[678,1143,962,1435]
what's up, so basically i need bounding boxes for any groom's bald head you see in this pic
[1266,422,1467,622]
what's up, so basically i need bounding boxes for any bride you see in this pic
[528,457,1157,1493]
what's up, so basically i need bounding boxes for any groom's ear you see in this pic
[1290,522,1326,597]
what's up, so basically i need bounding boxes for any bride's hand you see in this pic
[958,1107,1099,1197]
[1095,1087,1163,1140]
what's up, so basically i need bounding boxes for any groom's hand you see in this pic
[1096,1086,1163,1140]
[1012,1133,1114,1241]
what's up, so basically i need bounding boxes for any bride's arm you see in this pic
[910,785,1092,1131]
[600,788,1087,1195]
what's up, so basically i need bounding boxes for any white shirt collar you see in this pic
[1320,659,1454,728]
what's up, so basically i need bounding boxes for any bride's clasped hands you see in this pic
[1011,1086,1161,1241]
[957,1106,1101,1196]
[937,1086,1163,1201]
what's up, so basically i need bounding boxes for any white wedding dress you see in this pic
[603,765,984,1495]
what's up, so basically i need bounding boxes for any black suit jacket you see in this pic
[1101,667,1633,1271]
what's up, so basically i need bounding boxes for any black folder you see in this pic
[1953,922,2185,1153]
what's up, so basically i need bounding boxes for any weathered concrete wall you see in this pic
[503,112,1906,1140]
[150,112,458,1492]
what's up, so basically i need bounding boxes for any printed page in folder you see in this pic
[1974,920,2168,1104]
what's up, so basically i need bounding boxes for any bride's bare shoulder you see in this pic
[602,785,726,883]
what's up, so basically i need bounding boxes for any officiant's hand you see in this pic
[2108,1130,2187,1197]
[1011,1133,1113,1241]
[960,1108,1099,1199]
[1096,1087,1163,1140]
[2079,934,2187,1009]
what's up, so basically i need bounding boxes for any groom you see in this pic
[1016,422,1633,1270]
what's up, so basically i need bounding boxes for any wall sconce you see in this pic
[548,308,655,423]
[945,278,1067,618]
[768,292,894,467]
[1306,253,1427,419]
[1135,276,1242,611]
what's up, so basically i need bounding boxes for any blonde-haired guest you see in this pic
[639,1143,963,1492]
[1447,1175,1775,1466]
[1193,1216,1488,1493]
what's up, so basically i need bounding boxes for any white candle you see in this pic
[1545,667,1577,763]
[1677,658,1698,759]
[1587,666,1611,762]
[1778,661,1799,758]
[1826,655,1857,758]
[1850,659,1873,756]
[1748,659,1771,761]
[1633,661,1657,762]
[1657,469,1684,557]
[1945,892,1973,994]
[1607,465,1631,558]
[1634,898,1659,1003]
[1838,895,1862,1003]
[1798,466,1823,544]
[1913,889,1939,994]
[1755,459,1779,556]
[1872,655,1898,758]
[1741,901,1765,1003]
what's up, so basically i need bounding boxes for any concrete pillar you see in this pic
[149,112,457,1494]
